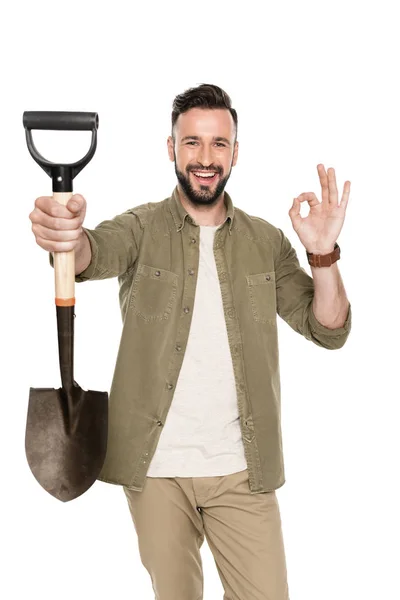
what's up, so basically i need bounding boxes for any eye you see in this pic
[186,141,198,145]
[215,143,226,147]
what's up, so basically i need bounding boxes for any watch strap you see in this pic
[306,242,340,267]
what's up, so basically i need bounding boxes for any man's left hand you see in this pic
[289,164,351,255]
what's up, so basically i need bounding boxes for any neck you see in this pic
[176,184,227,226]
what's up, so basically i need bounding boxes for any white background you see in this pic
[1,1,399,598]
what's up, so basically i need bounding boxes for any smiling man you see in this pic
[170,104,238,218]
[32,83,352,600]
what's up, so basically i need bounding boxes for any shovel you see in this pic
[23,111,108,502]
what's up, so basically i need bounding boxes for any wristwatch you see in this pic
[306,243,340,267]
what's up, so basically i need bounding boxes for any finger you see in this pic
[34,196,77,219]
[340,180,351,210]
[30,206,83,230]
[288,197,303,229]
[34,194,85,219]
[317,164,329,205]
[296,192,320,207]
[327,167,339,205]
[32,222,83,242]
[35,235,80,253]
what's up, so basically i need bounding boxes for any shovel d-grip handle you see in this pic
[23,111,98,131]
[23,111,99,193]
[23,111,99,307]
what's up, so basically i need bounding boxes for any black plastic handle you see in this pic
[22,110,99,192]
[23,111,99,131]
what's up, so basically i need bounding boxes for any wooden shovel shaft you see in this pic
[53,192,75,306]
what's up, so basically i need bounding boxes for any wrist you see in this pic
[306,245,336,255]
[75,229,88,258]
[306,242,340,268]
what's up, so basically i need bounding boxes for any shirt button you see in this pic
[188,269,195,275]
[191,238,196,244]
[176,344,182,351]
[155,270,160,276]
[157,420,163,426]
[167,383,173,390]
[184,307,190,314]
[265,274,271,281]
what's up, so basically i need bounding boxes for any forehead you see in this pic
[175,107,235,139]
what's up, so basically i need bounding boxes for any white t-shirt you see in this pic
[146,224,247,477]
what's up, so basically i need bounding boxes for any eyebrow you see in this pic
[181,135,231,146]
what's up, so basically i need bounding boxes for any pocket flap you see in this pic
[246,270,276,286]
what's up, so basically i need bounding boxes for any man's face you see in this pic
[167,107,238,207]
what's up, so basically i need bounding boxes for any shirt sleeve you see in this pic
[48,209,143,282]
[274,228,352,350]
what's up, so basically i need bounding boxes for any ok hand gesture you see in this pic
[289,164,351,255]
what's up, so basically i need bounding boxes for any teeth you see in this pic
[193,172,216,178]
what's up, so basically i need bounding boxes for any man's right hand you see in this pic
[29,194,87,253]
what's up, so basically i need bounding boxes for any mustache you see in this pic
[187,165,222,174]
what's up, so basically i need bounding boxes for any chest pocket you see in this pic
[129,263,179,321]
[246,270,277,323]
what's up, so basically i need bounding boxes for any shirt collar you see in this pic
[168,185,235,234]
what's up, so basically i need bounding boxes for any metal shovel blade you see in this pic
[26,304,108,502]
[26,384,108,502]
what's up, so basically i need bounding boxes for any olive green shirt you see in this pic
[53,186,351,493]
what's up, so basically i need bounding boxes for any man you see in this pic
[30,83,352,600]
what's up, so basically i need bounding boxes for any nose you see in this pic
[197,144,213,167]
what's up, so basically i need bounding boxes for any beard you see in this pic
[174,157,233,207]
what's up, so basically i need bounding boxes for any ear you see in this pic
[232,140,239,167]
[167,136,175,162]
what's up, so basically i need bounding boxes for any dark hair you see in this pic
[171,83,238,141]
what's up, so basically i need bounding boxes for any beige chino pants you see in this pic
[123,468,289,599]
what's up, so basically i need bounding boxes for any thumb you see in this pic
[289,198,302,230]
[67,193,85,213]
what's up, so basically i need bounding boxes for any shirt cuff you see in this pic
[309,301,352,337]
[74,228,99,281]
